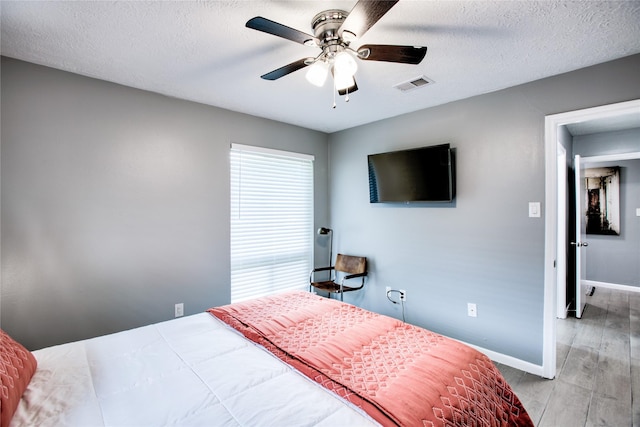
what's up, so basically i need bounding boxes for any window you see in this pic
[230,144,314,302]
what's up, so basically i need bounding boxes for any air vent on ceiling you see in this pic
[393,75,434,92]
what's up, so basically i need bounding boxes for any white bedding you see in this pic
[11,313,378,427]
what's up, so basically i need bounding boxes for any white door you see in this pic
[573,155,589,318]
[556,145,567,318]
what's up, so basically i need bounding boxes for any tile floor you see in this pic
[495,287,639,427]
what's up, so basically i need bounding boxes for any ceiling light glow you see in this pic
[334,51,358,77]
[305,60,330,87]
[333,66,356,91]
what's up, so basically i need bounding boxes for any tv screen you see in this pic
[368,144,455,203]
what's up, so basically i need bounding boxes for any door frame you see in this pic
[543,98,640,379]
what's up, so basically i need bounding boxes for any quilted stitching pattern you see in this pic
[210,291,533,427]
[1,329,37,427]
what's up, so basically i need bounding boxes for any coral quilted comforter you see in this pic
[209,291,533,427]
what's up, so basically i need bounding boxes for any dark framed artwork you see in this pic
[584,166,620,235]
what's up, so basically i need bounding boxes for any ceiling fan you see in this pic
[246,0,427,106]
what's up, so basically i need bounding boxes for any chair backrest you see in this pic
[334,254,367,275]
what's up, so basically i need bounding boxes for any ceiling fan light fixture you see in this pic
[334,51,358,77]
[305,60,330,87]
[333,66,356,91]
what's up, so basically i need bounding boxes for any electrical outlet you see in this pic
[399,289,406,301]
[467,303,477,317]
[175,303,184,318]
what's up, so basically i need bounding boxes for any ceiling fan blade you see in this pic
[339,0,399,40]
[246,17,318,46]
[357,45,427,64]
[260,58,313,81]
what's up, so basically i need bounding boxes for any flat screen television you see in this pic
[368,143,455,203]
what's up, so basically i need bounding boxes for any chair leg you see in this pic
[340,292,343,302]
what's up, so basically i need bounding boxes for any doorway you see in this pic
[543,99,640,379]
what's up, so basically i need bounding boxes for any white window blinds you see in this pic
[230,144,314,303]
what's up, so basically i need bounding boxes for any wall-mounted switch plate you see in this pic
[636,208,640,217]
[529,202,541,218]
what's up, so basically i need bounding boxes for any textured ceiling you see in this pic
[2,1,640,133]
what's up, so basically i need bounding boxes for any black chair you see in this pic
[309,254,367,301]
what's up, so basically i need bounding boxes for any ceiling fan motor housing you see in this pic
[311,10,350,49]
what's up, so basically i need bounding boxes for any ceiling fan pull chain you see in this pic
[332,79,337,109]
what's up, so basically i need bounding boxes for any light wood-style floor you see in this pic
[495,287,639,427]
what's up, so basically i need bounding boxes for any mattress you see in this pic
[10,313,378,426]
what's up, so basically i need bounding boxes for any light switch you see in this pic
[529,202,541,218]
[636,208,640,217]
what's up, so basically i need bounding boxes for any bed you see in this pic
[3,291,533,426]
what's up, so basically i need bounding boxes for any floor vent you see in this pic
[393,75,434,92]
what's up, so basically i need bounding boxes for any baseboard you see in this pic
[457,340,546,378]
[584,280,640,293]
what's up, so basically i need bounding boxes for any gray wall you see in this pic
[574,128,640,287]
[3,53,640,367]
[574,128,640,157]
[1,57,329,350]
[327,54,640,365]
